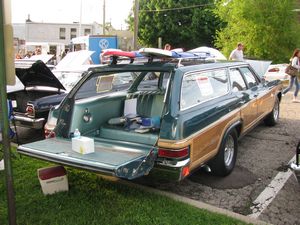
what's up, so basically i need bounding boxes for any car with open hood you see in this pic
[7,51,100,130]
[17,60,283,181]
[7,60,67,129]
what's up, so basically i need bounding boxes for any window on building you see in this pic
[70,28,77,39]
[59,28,66,40]
[84,28,91,36]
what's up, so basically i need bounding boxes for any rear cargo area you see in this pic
[70,90,165,146]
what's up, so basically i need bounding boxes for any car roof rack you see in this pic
[104,54,220,67]
[168,57,218,67]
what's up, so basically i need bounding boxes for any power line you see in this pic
[140,3,214,12]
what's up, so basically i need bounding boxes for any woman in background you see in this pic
[283,49,300,103]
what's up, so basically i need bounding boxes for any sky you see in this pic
[11,0,134,30]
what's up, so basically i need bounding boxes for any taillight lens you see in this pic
[158,147,189,159]
[26,105,35,117]
[44,129,56,139]
[181,166,190,177]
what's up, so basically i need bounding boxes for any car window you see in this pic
[137,72,170,91]
[181,69,229,110]
[75,72,134,100]
[56,72,84,92]
[229,68,247,92]
[239,67,259,88]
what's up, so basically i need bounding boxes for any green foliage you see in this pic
[0,149,247,225]
[127,0,223,49]
[214,0,300,63]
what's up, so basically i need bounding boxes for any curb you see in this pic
[102,176,269,225]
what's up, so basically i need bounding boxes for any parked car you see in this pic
[7,51,97,130]
[7,60,67,130]
[263,64,289,85]
[17,61,283,181]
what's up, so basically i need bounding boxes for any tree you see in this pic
[127,0,223,50]
[214,0,300,63]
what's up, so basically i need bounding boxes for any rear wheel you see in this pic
[209,129,238,176]
[264,97,279,126]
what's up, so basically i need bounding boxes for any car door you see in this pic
[179,68,235,166]
[239,67,273,120]
[229,68,258,132]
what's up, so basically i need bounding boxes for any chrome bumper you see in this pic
[13,115,45,129]
[150,158,190,181]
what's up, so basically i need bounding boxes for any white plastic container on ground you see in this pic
[38,165,69,195]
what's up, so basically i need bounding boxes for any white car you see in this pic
[263,64,289,85]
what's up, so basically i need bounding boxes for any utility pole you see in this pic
[133,0,139,50]
[79,0,82,36]
[103,0,106,35]
[0,1,17,224]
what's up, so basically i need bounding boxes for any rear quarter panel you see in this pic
[158,91,242,171]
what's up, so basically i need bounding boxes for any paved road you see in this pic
[137,92,300,225]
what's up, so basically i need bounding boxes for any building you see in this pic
[13,20,103,56]
[13,21,103,45]
[13,19,134,58]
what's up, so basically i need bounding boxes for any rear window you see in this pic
[137,72,170,91]
[75,71,171,100]
[75,72,135,100]
[181,69,229,110]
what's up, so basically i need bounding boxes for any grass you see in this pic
[0,147,247,225]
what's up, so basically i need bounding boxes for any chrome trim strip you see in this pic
[25,86,66,92]
[157,158,190,168]
[14,115,45,123]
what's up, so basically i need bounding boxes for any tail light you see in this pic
[44,129,56,139]
[268,68,279,72]
[181,166,190,177]
[158,147,189,159]
[26,104,35,117]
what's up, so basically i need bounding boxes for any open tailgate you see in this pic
[17,138,157,180]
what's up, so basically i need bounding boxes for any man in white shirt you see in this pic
[229,43,244,61]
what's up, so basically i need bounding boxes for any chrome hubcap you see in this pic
[224,135,235,167]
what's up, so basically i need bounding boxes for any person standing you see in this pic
[229,43,244,61]
[283,49,300,103]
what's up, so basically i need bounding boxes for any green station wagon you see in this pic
[18,61,283,181]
